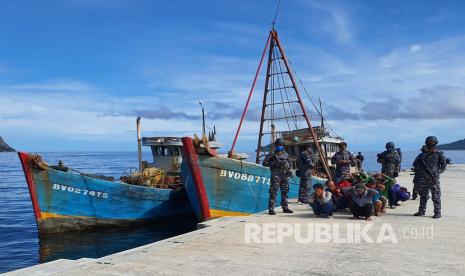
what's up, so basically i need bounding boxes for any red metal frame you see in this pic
[229,32,272,157]
[256,32,276,163]
[18,152,42,220]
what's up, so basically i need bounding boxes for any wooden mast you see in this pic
[255,31,275,163]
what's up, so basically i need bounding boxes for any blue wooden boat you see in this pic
[181,137,327,221]
[18,152,194,234]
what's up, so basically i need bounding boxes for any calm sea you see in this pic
[1,150,464,273]
[0,152,198,273]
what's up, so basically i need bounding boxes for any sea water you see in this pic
[0,152,197,273]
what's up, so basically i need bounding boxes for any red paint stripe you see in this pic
[18,152,42,219]
[182,137,211,220]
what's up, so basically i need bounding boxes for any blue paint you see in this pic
[31,166,193,226]
[182,154,327,219]
[181,161,203,217]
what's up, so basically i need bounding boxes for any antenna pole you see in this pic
[199,102,206,137]
[271,0,281,28]
[272,30,333,181]
[136,117,143,172]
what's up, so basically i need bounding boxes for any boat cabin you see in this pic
[142,137,184,173]
[279,126,357,175]
[142,136,222,173]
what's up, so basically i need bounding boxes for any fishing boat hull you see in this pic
[18,152,194,234]
[181,137,327,221]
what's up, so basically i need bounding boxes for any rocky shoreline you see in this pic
[0,136,15,152]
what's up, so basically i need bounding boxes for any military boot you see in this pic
[414,212,425,216]
[282,207,293,213]
[432,213,441,219]
[269,209,276,215]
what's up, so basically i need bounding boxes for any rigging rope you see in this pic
[287,58,340,138]
[272,47,292,131]
[274,46,300,130]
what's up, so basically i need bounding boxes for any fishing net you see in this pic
[120,167,182,189]
[27,154,49,170]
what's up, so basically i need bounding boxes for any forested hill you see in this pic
[437,139,465,150]
[0,136,15,152]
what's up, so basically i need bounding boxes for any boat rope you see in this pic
[271,47,292,132]
[288,59,340,138]
[241,162,262,209]
[274,45,300,130]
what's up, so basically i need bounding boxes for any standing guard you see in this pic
[413,136,447,218]
[377,142,401,178]
[263,138,294,215]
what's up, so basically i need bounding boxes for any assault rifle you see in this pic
[419,156,437,183]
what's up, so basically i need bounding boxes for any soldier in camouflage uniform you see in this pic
[413,136,447,218]
[412,145,427,200]
[263,138,293,215]
[331,142,356,182]
[377,142,401,178]
[297,145,314,203]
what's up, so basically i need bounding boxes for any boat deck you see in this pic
[7,165,465,275]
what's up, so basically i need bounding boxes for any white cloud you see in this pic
[410,44,421,53]
[305,2,355,44]
[0,80,262,151]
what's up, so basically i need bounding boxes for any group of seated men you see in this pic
[308,172,400,221]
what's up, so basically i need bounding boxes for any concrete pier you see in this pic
[8,165,465,275]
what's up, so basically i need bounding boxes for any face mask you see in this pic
[276,145,284,151]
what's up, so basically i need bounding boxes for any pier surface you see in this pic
[8,165,465,275]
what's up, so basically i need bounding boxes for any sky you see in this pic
[1,0,465,152]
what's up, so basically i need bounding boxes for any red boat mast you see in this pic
[229,28,333,181]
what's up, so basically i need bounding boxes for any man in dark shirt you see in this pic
[331,142,356,182]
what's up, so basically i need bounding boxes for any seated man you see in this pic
[365,179,386,216]
[342,183,378,221]
[326,180,349,211]
[354,172,371,184]
[309,183,334,218]
[372,173,398,209]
